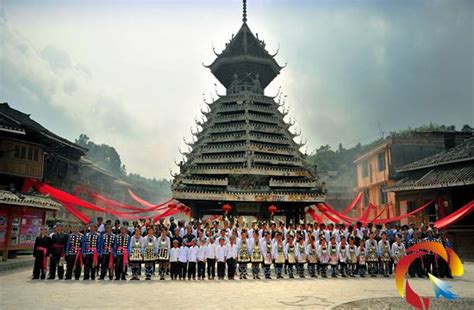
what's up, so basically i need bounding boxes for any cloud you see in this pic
[0,1,472,179]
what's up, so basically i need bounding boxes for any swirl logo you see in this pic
[394,241,464,309]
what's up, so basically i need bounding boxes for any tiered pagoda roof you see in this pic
[172,3,324,216]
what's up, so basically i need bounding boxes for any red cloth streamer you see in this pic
[24,178,173,221]
[128,189,156,208]
[373,204,389,220]
[62,202,90,224]
[74,248,83,267]
[37,246,48,271]
[360,203,374,221]
[372,200,434,224]
[118,247,128,272]
[341,192,363,215]
[434,200,474,229]
[307,208,322,223]
[88,192,172,213]
[87,192,145,211]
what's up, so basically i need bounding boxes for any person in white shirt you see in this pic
[226,235,238,280]
[178,244,188,280]
[169,240,180,280]
[206,237,217,280]
[391,234,406,269]
[187,239,198,280]
[197,239,207,280]
[216,238,227,280]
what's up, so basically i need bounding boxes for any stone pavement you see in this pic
[1,263,473,309]
[0,255,34,274]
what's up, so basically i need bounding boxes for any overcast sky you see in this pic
[1,0,472,179]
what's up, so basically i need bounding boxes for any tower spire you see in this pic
[242,0,247,23]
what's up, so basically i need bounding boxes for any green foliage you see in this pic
[75,134,124,176]
[75,134,171,197]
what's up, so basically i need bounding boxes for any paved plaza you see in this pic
[1,263,473,309]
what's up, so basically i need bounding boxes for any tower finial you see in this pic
[243,0,247,23]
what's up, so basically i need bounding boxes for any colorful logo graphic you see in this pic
[394,241,464,309]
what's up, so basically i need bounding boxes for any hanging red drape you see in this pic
[128,189,156,208]
[372,200,434,224]
[341,192,363,215]
[360,203,374,221]
[373,204,389,220]
[434,200,474,229]
[87,192,144,211]
[88,192,173,213]
[61,202,90,224]
[307,208,322,223]
[23,178,174,221]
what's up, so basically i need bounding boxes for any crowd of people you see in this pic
[32,216,454,281]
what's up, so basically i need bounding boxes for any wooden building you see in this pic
[388,137,474,259]
[0,102,86,259]
[353,132,471,219]
[172,6,325,222]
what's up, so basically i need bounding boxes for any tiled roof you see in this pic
[0,102,86,153]
[0,190,61,210]
[388,164,474,192]
[397,137,474,172]
[214,23,280,65]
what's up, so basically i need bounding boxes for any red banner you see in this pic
[341,192,362,215]
[434,200,473,229]
[372,200,434,224]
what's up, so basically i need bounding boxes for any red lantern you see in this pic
[222,204,232,214]
[268,205,278,214]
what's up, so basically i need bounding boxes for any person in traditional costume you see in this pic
[407,231,424,278]
[249,230,263,279]
[65,224,84,280]
[129,228,144,280]
[83,223,100,280]
[347,237,358,277]
[317,238,329,278]
[328,236,339,278]
[237,230,250,279]
[169,240,180,280]
[358,241,367,277]
[156,228,171,280]
[142,227,158,280]
[33,226,50,280]
[261,231,273,279]
[378,231,391,277]
[114,225,130,281]
[285,234,297,278]
[197,238,207,280]
[187,239,198,280]
[391,234,405,271]
[216,237,227,280]
[438,230,453,278]
[365,232,379,277]
[338,236,348,277]
[272,232,286,279]
[306,234,318,278]
[48,223,68,280]
[99,224,116,280]
[226,235,238,280]
[295,236,307,278]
